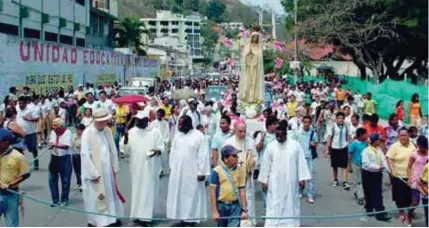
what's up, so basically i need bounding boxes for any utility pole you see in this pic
[271,8,276,40]
[293,0,299,83]
[259,8,263,26]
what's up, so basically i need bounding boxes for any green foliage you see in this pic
[184,0,200,12]
[281,0,428,82]
[115,18,148,56]
[206,0,227,23]
[225,29,240,39]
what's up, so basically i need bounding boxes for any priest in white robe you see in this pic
[258,120,311,227]
[127,110,164,226]
[81,108,125,227]
[166,115,209,225]
[223,120,258,227]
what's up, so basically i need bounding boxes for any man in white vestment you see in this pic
[223,121,258,227]
[166,115,209,226]
[258,120,311,227]
[127,110,164,226]
[151,109,170,175]
[81,108,125,227]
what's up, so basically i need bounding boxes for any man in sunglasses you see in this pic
[210,145,248,227]
[258,120,311,227]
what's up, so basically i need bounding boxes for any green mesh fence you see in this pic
[286,75,428,122]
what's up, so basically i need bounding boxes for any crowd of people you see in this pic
[0,75,427,227]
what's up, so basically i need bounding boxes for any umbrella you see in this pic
[113,95,149,104]
[171,88,197,100]
[317,64,333,70]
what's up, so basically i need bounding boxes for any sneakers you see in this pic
[74,185,82,192]
[376,214,391,222]
[332,179,339,187]
[343,182,351,190]
[299,193,303,199]
[307,197,315,204]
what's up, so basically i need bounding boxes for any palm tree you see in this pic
[115,18,149,56]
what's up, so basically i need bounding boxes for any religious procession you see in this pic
[0,0,428,227]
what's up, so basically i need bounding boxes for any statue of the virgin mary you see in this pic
[239,25,265,106]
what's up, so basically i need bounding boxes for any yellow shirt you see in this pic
[336,89,346,101]
[115,105,129,124]
[287,101,298,118]
[0,149,30,186]
[159,104,172,120]
[210,165,246,202]
[387,141,416,178]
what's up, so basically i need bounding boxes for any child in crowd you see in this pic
[409,126,419,146]
[361,134,391,222]
[81,108,93,127]
[72,124,85,191]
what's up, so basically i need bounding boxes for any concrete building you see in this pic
[220,22,243,31]
[0,0,117,49]
[140,10,204,61]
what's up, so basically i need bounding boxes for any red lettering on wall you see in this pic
[71,48,77,64]
[46,44,50,62]
[96,51,101,64]
[83,49,89,64]
[90,50,95,64]
[101,52,106,65]
[19,41,31,61]
[34,42,44,62]
[52,45,60,63]
[62,48,69,63]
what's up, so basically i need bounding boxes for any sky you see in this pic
[242,0,285,15]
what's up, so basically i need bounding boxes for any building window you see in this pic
[160,28,168,33]
[172,28,178,33]
[76,38,85,47]
[24,28,40,39]
[0,22,19,36]
[45,32,58,42]
[172,21,179,25]
[185,21,192,26]
[185,28,192,33]
[148,21,156,26]
[160,21,169,26]
[194,35,200,41]
[60,35,73,45]
[76,0,85,6]
[150,28,156,34]
[194,22,200,26]
[194,29,200,34]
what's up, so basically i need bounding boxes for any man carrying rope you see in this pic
[0,128,31,227]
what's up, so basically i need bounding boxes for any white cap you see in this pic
[134,110,149,119]
[188,98,195,102]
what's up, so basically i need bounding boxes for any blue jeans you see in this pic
[300,158,315,199]
[114,124,126,154]
[217,201,241,227]
[0,190,19,227]
[48,155,72,204]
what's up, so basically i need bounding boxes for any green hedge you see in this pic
[286,75,428,122]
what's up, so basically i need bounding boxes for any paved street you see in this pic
[14,146,427,227]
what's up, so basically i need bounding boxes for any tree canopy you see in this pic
[282,0,428,82]
[206,0,227,23]
[115,18,148,56]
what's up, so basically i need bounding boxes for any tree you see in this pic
[115,18,148,56]
[206,0,226,23]
[184,0,200,12]
[282,0,428,82]
[201,21,220,65]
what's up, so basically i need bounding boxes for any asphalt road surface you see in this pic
[14,145,427,227]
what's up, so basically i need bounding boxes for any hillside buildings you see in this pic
[0,0,117,49]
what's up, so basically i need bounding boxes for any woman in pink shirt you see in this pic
[407,135,428,226]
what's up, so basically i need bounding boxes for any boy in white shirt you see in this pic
[361,134,391,222]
